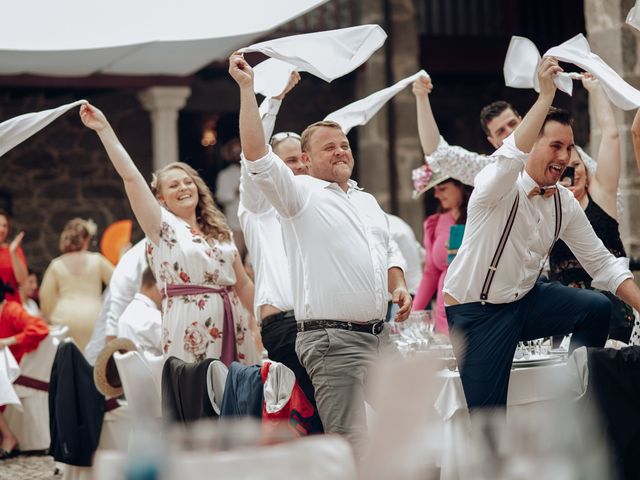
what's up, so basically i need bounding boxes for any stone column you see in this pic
[584,0,640,255]
[388,0,423,232]
[355,0,423,234]
[355,1,392,210]
[138,86,192,171]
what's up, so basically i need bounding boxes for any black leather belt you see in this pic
[297,319,385,335]
[261,309,295,329]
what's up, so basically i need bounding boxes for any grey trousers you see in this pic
[295,325,397,453]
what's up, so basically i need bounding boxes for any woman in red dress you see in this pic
[0,280,49,458]
[0,210,27,304]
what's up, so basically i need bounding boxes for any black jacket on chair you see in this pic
[161,356,217,423]
[48,342,107,466]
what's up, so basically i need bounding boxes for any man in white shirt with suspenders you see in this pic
[443,57,640,410]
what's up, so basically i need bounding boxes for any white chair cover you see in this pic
[114,351,162,419]
[142,350,165,403]
[4,325,69,451]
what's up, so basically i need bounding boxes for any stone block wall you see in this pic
[0,90,152,274]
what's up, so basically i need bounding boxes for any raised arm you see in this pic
[8,233,27,285]
[412,76,440,155]
[584,74,620,200]
[241,71,302,215]
[513,57,561,153]
[260,70,300,142]
[229,53,267,161]
[80,104,161,244]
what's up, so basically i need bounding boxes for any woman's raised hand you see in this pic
[79,103,109,132]
[412,75,433,98]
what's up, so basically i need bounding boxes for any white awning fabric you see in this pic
[0,0,327,76]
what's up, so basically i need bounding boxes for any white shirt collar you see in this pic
[519,170,558,196]
[134,293,160,311]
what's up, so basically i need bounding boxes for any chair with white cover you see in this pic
[114,351,162,419]
[141,350,165,404]
[4,325,68,451]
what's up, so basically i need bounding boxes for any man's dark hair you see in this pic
[540,107,573,136]
[479,101,520,136]
[140,267,156,289]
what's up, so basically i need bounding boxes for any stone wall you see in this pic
[0,90,152,274]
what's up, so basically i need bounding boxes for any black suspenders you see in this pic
[479,189,562,304]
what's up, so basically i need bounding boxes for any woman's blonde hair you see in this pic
[59,218,96,253]
[150,162,231,242]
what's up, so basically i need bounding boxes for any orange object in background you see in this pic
[100,220,132,265]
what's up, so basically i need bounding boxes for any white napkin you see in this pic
[325,70,429,134]
[627,0,640,30]
[0,99,87,157]
[545,34,640,110]
[0,347,21,408]
[253,58,298,98]
[263,361,295,414]
[240,25,386,82]
[503,36,574,95]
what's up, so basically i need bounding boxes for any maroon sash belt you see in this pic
[163,284,238,365]
[14,375,120,412]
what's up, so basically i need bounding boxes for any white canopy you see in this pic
[0,0,327,76]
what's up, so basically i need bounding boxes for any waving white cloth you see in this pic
[325,70,428,134]
[240,25,386,82]
[253,58,298,98]
[627,0,640,30]
[0,99,87,157]
[503,36,575,95]
[0,347,21,408]
[545,34,640,110]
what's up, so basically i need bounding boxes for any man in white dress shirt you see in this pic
[443,57,640,410]
[238,70,322,425]
[229,52,411,451]
[117,267,162,355]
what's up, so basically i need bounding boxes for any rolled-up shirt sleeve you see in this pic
[473,133,527,207]
[561,195,633,294]
[258,97,282,142]
[387,238,406,273]
[243,146,309,218]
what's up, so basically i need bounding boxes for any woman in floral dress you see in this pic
[80,103,258,364]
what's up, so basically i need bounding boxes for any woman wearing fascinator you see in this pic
[0,278,48,459]
[40,218,113,350]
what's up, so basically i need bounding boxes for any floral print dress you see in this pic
[147,208,257,364]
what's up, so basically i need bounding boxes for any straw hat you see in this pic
[93,338,137,398]
[411,163,451,199]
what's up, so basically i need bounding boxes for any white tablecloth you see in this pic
[434,362,568,480]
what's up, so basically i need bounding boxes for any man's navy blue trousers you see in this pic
[445,280,611,410]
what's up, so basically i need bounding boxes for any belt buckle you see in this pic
[372,321,383,335]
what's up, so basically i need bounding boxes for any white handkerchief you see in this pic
[0,99,87,157]
[325,70,428,134]
[0,347,21,409]
[545,34,640,110]
[240,25,386,82]
[503,36,573,95]
[627,1,640,30]
[253,58,298,98]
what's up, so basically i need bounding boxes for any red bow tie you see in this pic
[528,185,557,199]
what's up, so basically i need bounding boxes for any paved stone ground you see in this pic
[0,453,60,480]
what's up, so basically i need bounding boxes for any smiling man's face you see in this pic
[526,120,575,187]
[303,126,354,190]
